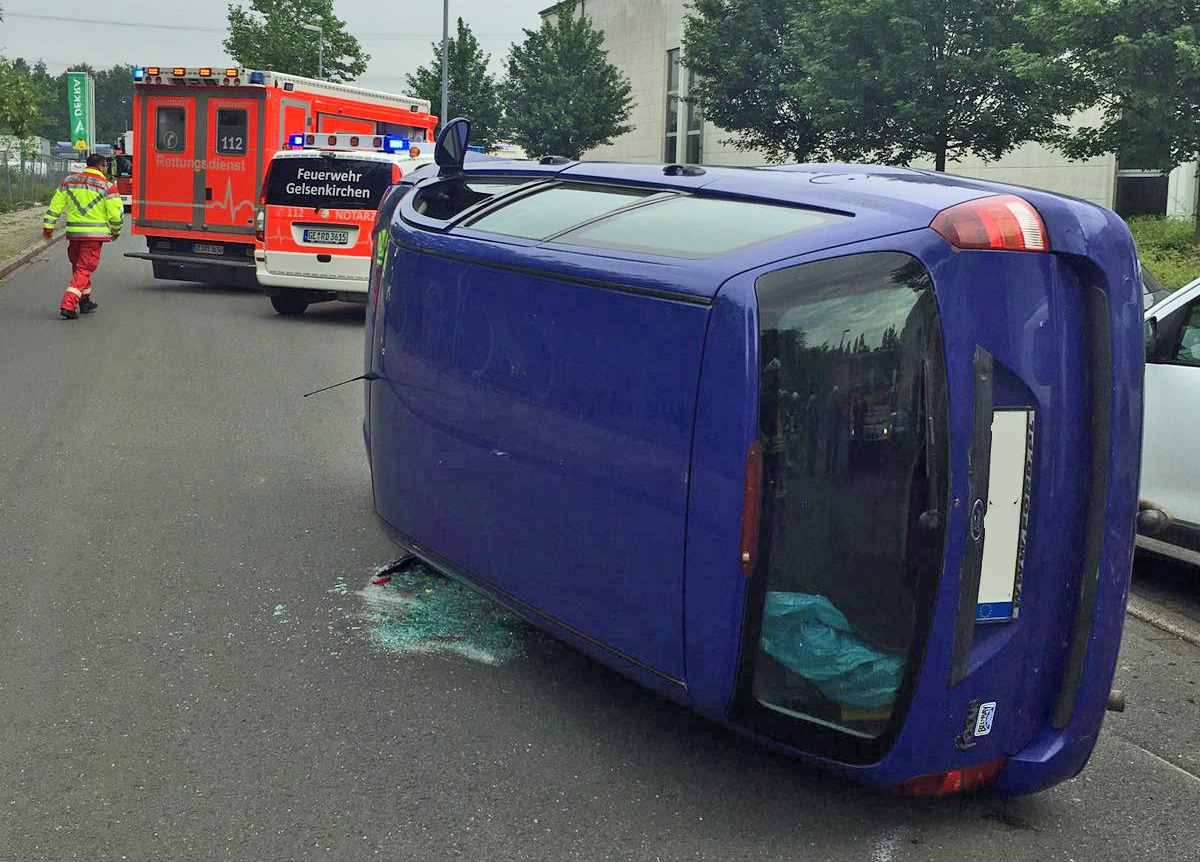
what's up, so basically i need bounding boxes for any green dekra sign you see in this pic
[66,72,92,149]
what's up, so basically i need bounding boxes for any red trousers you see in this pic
[60,240,104,312]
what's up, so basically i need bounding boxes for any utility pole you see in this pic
[441,0,450,126]
[301,22,324,79]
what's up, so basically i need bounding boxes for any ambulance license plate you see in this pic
[193,243,224,256]
[304,229,350,245]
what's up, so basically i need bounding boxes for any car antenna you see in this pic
[303,371,378,397]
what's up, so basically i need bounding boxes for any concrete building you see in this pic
[544,0,1198,219]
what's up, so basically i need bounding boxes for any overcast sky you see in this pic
[0,0,551,89]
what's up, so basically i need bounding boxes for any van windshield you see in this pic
[265,156,393,210]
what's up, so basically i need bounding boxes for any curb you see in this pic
[1126,595,1200,648]
[0,231,66,282]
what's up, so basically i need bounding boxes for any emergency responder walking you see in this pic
[42,154,124,319]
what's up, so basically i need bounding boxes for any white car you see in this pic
[1141,273,1200,558]
[255,135,433,315]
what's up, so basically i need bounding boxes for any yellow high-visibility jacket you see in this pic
[43,167,124,241]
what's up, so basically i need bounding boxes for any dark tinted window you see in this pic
[215,109,248,155]
[557,196,846,259]
[409,177,546,221]
[114,155,133,178]
[748,252,947,745]
[1114,174,1168,218]
[265,157,393,210]
[1172,302,1200,365]
[156,107,185,153]
[466,184,656,239]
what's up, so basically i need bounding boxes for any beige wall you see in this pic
[558,0,686,163]
[906,108,1117,209]
[559,0,1200,216]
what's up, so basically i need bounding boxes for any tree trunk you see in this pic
[1192,165,1200,245]
[935,146,946,173]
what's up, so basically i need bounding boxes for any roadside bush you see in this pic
[1127,216,1196,255]
[1127,216,1200,289]
[1139,250,1200,290]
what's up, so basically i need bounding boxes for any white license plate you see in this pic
[193,243,224,256]
[303,229,350,245]
[975,409,1033,623]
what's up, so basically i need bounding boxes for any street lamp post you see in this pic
[301,22,324,79]
[441,0,450,125]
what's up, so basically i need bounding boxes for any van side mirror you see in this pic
[434,117,471,177]
[1145,317,1158,361]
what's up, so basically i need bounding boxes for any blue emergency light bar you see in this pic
[286,132,419,154]
[133,67,146,81]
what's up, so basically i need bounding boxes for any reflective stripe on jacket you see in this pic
[44,168,124,241]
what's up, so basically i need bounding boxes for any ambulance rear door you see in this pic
[138,94,200,229]
[201,96,263,236]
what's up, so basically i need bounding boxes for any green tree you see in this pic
[504,6,633,159]
[406,18,506,151]
[1028,0,1200,172]
[0,57,44,165]
[225,0,368,83]
[684,0,1084,170]
[683,0,823,162]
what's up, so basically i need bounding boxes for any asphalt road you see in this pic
[2,235,1199,862]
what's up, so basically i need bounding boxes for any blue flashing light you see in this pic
[383,136,410,154]
[288,134,305,149]
[133,67,146,81]
[249,71,266,85]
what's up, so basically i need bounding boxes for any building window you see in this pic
[664,49,680,163]
[1114,169,1169,218]
[685,67,703,164]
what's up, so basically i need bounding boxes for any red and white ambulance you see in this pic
[255,133,433,315]
[126,65,437,287]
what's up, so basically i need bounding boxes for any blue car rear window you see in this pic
[554,196,848,259]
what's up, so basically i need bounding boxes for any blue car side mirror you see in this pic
[434,117,472,177]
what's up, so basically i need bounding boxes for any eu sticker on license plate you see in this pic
[303,229,350,245]
[193,243,224,256]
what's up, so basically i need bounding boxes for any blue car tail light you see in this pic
[932,194,1049,252]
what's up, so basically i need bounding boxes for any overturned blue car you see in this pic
[363,119,1143,796]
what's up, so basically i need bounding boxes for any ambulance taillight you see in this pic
[256,181,267,243]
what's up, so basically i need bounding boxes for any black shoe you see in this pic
[60,307,79,320]
[80,299,98,314]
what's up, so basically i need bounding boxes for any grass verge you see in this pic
[1127,216,1200,290]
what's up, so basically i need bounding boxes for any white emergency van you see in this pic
[255,133,433,315]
